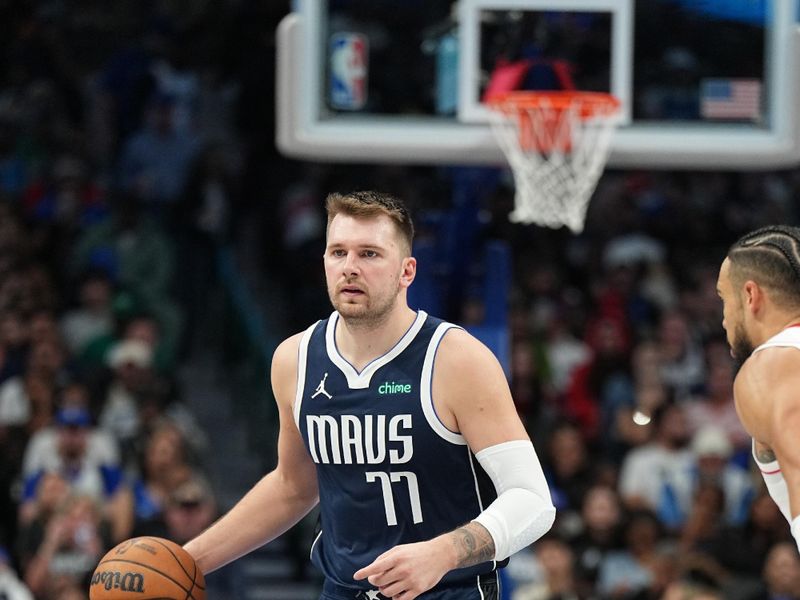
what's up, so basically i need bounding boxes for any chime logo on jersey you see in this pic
[305,413,413,464]
[378,381,412,395]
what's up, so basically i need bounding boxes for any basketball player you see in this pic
[717,225,800,553]
[184,191,555,599]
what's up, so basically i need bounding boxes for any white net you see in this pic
[488,93,621,234]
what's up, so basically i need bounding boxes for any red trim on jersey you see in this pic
[760,467,782,475]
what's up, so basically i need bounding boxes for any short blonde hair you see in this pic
[325,191,414,255]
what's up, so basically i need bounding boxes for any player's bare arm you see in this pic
[438,329,551,562]
[757,349,800,519]
[754,440,777,464]
[449,522,496,567]
[435,328,530,450]
[354,328,554,599]
[736,347,800,522]
[185,333,319,574]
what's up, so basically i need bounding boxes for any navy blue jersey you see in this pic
[295,310,499,592]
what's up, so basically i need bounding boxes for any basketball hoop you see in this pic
[486,91,621,233]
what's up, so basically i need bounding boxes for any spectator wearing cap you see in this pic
[19,406,132,543]
[133,474,235,596]
[689,426,754,527]
[134,474,216,545]
[98,338,155,462]
[0,544,33,600]
[22,381,119,491]
[98,330,206,466]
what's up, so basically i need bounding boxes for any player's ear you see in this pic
[400,256,416,288]
[742,280,764,313]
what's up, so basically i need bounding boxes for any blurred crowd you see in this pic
[0,1,292,598]
[1,2,800,600]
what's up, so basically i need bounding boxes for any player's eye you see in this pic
[362,250,378,258]
[331,249,346,257]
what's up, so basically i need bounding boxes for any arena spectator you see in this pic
[689,425,754,526]
[566,485,625,593]
[20,493,110,598]
[657,310,706,401]
[19,406,132,543]
[129,422,194,529]
[684,360,750,456]
[618,402,694,531]
[512,536,579,600]
[597,510,662,599]
[60,270,115,358]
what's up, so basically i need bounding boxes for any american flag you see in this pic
[700,78,762,120]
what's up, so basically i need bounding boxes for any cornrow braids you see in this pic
[727,225,800,309]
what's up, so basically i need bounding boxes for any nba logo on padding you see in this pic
[330,32,368,110]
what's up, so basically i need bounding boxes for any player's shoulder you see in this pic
[741,345,800,378]
[273,321,323,362]
[271,326,320,406]
[271,324,319,379]
[436,325,495,362]
[434,325,506,386]
[737,345,800,399]
[273,330,306,362]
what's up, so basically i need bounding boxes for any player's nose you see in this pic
[342,251,360,275]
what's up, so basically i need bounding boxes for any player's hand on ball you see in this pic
[353,539,453,600]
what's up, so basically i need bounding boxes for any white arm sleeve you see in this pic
[753,441,792,524]
[471,440,556,561]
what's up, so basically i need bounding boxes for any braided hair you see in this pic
[727,225,800,309]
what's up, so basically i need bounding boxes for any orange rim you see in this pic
[486,91,620,118]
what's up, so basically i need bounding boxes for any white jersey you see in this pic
[749,326,800,523]
[752,325,800,354]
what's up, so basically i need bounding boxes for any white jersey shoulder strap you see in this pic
[752,325,800,354]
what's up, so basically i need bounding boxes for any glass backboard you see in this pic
[276,0,800,168]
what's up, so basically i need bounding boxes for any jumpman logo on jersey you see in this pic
[311,372,332,399]
[366,591,381,600]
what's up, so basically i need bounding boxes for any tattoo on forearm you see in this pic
[756,447,777,463]
[451,523,495,568]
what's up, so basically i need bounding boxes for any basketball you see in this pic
[89,537,205,599]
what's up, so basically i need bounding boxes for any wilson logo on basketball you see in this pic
[91,570,145,593]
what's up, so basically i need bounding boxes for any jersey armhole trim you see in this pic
[309,528,323,562]
[293,321,319,427]
[421,323,467,445]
